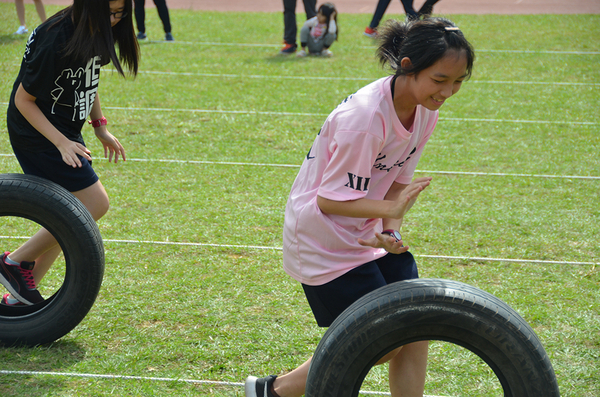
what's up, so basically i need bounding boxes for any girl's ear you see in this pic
[400,57,412,69]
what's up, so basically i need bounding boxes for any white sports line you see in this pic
[143,40,600,56]
[97,105,598,126]
[0,236,596,266]
[126,70,600,87]
[102,240,598,267]
[1,154,599,180]
[0,370,447,396]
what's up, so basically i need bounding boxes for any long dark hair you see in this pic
[377,17,475,79]
[51,0,139,76]
[319,2,338,41]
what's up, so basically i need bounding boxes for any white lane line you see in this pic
[0,236,596,266]
[116,70,600,86]
[99,105,600,126]
[140,41,600,55]
[1,154,599,180]
[0,370,440,396]
[1,102,596,125]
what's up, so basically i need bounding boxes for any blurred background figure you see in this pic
[365,0,440,37]
[297,2,338,57]
[14,0,47,35]
[134,0,174,41]
[281,0,317,54]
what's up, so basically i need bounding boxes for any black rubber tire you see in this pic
[305,278,560,397]
[0,174,104,346]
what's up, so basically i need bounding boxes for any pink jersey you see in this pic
[283,76,439,286]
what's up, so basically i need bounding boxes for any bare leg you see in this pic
[272,341,427,397]
[9,228,60,283]
[272,357,312,397]
[8,180,109,286]
[33,0,46,22]
[389,341,429,397]
[15,0,26,26]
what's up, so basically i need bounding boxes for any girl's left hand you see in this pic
[358,232,409,255]
[94,128,126,163]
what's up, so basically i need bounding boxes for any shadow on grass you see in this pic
[0,34,27,45]
[264,53,323,64]
[0,339,86,395]
[0,339,85,370]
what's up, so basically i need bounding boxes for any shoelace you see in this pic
[19,267,37,290]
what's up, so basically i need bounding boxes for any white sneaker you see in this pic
[321,49,333,57]
[296,49,307,58]
[15,25,28,35]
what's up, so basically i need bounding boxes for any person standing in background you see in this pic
[364,0,440,37]
[134,0,174,41]
[281,0,317,54]
[13,0,47,35]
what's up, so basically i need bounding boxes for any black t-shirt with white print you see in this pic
[7,15,106,152]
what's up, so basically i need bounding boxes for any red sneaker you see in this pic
[280,43,297,54]
[1,293,24,306]
[364,27,378,38]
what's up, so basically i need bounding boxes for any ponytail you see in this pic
[376,17,475,79]
[376,19,409,72]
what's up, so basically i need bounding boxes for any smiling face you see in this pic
[109,0,126,27]
[400,49,469,113]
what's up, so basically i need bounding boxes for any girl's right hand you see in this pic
[57,140,92,168]
[358,232,410,254]
[391,177,432,219]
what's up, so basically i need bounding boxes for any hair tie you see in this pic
[445,26,460,31]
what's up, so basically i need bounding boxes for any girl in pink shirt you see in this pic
[246,16,475,397]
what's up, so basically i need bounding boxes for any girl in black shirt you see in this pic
[1,0,139,306]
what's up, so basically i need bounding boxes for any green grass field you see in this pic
[0,4,599,396]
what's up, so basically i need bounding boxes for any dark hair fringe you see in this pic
[376,17,475,79]
[50,0,139,77]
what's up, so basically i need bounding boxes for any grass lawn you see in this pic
[0,4,599,396]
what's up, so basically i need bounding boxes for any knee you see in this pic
[324,33,337,45]
[376,341,429,366]
[376,346,403,365]
[94,196,110,221]
[85,191,110,221]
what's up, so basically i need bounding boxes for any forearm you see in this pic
[317,182,408,228]
[14,84,69,147]
[89,92,104,121]
[317,178,431,226]
[382,182,407,230]
[317,195,399,220]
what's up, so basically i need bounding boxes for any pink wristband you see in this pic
[89,117,108,128]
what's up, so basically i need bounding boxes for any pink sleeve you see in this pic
[318,129,383,201]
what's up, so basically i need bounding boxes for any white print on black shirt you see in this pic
[24,30,35,59]
[50,56,101,121]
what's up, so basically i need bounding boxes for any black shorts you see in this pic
[302,252,419,327]
[13,147,99,192]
